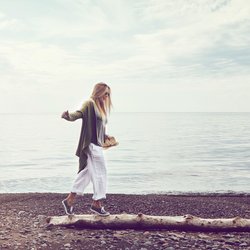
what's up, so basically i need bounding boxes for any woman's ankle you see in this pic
[92,200,101,208]
[67,198,74,206]
[66,193,76,206]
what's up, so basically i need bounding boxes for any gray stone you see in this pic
[223,234,233,239]
[158,238,167,244]
[156,233,164,237]
[170,236,179,241]
[198,233,210,239]
[113,233,123,238]
[0,236,9,240]
[38,215,46,221]
[18,211,26,216]
[225,240,236,246]
[239,242,248,247]
[33,222,39,227]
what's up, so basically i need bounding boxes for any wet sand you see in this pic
[0,193,250,249]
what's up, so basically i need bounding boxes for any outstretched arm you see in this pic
[61,110,82,121]
[61,100,92,121]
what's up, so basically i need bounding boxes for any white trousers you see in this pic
[71,143,107,200]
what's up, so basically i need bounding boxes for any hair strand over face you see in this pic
[91,82,112,119]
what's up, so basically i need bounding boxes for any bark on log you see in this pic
[46,213,250,232]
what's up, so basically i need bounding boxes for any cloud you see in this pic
[0,11,20,30]
[0,0,250,112]
[132,0,250,68]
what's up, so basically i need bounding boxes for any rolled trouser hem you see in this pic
[70,190,85,196]
[92,196,106,201]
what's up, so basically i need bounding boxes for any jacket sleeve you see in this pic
[67,100,91,121]
[67,111,83,121]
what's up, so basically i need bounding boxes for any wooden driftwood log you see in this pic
[46,213,250,232]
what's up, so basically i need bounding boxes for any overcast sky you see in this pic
[0,0,250,113]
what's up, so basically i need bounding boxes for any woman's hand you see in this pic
[61,110,70,120]
[103,135,119,149]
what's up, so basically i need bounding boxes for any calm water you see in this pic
[0,112,249,194]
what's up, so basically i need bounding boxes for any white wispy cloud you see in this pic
[0,11,20,30]
[0,0,249,112]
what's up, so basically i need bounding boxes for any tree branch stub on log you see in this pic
[46,213,250,232]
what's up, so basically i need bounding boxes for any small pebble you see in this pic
[239,242,248,247]
[18,211,26,216]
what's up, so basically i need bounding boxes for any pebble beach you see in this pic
[0,193,250,249]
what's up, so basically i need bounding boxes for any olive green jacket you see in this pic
[66,99,99,173]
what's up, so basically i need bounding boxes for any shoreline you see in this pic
[1,191,250,197]
[2,190,250,194]
[1,193,250,249]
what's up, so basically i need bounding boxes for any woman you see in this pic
[61,82,114,216]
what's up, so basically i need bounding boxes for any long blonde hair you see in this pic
[90,82,112,119]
